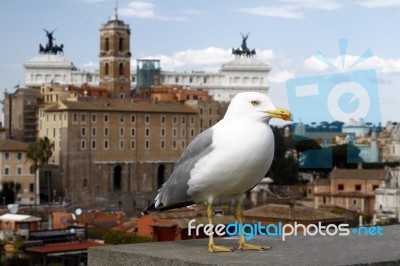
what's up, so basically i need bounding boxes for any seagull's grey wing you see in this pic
[146,128,214,212]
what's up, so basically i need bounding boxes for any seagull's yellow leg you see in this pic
[236,201,271,251]
[207,202,234,253]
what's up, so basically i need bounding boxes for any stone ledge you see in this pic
[89,225,400,266]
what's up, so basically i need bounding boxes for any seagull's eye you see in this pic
[251,100,260,106]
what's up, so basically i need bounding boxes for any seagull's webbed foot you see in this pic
[208,243,234,253]
[238,242,271,251]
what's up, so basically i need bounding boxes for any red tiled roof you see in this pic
[25,241,108,254]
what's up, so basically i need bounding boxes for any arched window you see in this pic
[119,63,124,76]
[119,38,123,51]
[105,63,109,76]
[113,165,122,191]
[157,165,165,189]
[105,38,109,51]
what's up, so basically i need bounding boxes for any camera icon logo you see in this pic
[286,40,381,168]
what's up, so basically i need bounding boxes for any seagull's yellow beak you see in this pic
[265,108,292,121]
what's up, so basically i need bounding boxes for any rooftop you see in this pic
[331,168,387,180]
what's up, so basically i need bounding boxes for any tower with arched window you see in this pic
[99,9,131,99]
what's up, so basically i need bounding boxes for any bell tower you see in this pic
[99,8,131,99]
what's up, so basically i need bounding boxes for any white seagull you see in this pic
[143,92,292,252]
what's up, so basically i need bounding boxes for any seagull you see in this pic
[143,92,292,253]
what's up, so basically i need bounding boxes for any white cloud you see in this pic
[304,54,400,74]
[119,1,186,20]
[238,0,344,19]
[269,70,295,83]
[281,0,344,10]
[356,0,400,8]
[81,61,98,69]
[136,47,275,71]
[239,6,304,19]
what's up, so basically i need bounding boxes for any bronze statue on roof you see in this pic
[39,29,64,55]
[232,32,256,58]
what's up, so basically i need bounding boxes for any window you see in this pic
[5,152,9,160]
[373,185,379,191]
[200,108,203,115]
[145,115,150,124]
[104,127,109,137]
[117,63,123,77]
[73,113,78,123]
[160,140,165,149]
[120,114,124,123]
[355,185,362,191]
[92,127,96,137]
[120,128,124,137]
[119,140,124,150]
[181,141,186,149]
[181,128,186,137]
[190,116,195,125]
[145,128,150,137]
[182,116,186,125]
[172,141,177,150]
[105,63,109,76]
[105,38,109,50]
[131,128,135,137]
[190,128,195,137]
[29,183,34,192]
[83,178,88,188]
[160,115,166,124]
[160,128,166,137]
[4,167,10,175]
[172,116,177,125]
[104,114,109,123]
[104,140,109,150]
[92,113,97,122]
[131,115,136,123]
[81,113,86,123]
[172,128,177,137]
[91,140,96,150]
[338,184,344,191]
[53,114,56,121]
[119,37,123,51]
[17,167,22,175]
[81,127,86,136]
[81,140,86,150]
[353,199,357,205]
[145,140,150,150]
[17,152,22,160]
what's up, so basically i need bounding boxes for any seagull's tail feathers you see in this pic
[142,200,195,215]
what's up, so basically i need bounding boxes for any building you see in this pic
[2,87,41,143]
[342,118,372,137]
[0,137,35,204]
[374,167,400,222]
[310,168,387,215]
[38,98,198,214]
[0,213,41,241]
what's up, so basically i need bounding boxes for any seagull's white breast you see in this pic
[187,119,274,202]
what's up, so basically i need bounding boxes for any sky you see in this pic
[1,0,400,125]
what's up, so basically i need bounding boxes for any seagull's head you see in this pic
[225,92,292,123]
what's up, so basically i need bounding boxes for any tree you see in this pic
[25,137,53,205]
[0,182,21,204]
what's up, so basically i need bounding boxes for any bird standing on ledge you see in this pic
[143,92,292,253]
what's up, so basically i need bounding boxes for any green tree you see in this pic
[25,136,53,205]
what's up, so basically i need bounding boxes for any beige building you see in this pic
[309,168,387,215]
[38,98,198,213]
[0,135,35,204]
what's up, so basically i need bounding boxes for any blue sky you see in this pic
[1,0,400,124]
